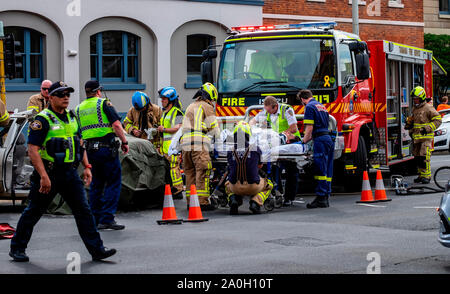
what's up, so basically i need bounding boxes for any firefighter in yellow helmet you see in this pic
[180,83,220,210]
[405,86,442,184]
[225,121,273,215]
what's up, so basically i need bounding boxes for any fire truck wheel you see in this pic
[344,136,367,192]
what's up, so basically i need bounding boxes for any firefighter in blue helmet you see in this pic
[298,89,333,208]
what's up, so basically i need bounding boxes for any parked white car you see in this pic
[434,109,450,152]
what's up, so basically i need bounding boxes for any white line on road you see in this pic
[356,203,387,208]
[413,206,438,209]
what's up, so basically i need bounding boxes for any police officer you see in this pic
[124,91,163,148]
[76,80,129,230]
[180,82,220,210]
[27,80,52,114]
[405,86,442,184]
[0,99,10,126]
[9,81,116,262]
[298,89,333,209]
[157,87,184,199]
[225,121,273,215]
[249,96,301,206]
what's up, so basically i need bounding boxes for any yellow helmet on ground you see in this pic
[201,82,218,101]
[410,86,426,101]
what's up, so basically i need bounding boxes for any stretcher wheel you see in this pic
[264,198,275,211]
[218,196,229,207]
[274,195,283,208]
[210,196,219,209]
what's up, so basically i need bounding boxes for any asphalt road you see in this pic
[1,153,450,274]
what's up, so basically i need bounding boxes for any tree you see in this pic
[424,34,450,97]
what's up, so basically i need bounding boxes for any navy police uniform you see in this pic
[10,105,107,259]
[76,81,123,229]
[303,98,334,197]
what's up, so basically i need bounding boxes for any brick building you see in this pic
[263,0,425,48]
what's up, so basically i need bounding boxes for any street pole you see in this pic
[352,0,359,36]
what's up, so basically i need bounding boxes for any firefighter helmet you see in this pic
[410,86,426,101]
[233,121,252,137]
[158,86,179,101]
[132,91,150,110]
[201,82,218,101]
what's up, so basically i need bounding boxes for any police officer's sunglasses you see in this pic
[53,92,71,98]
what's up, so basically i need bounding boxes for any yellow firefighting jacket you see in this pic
[123,103,163,140]
[405,102,442,143]
[27,93,48,114]
[180,98,219,150]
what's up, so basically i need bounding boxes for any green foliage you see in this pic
[425,33,450,88]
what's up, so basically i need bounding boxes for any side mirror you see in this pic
[201,60,214,84]
[355,53,370,80]
[202,49,217,59]
[200,49,218,84]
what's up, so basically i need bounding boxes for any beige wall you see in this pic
[0,10,62,111]
[424,0,450,34]
[170,20,228,109]
[79,16,156,113]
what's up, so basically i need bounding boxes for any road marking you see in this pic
[293,200,305,204]
[356,203,386,208]
[413,206,438,209]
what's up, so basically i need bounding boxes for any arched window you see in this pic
[90,31,139,83]
[186,34,213,88]
[4,27,43,84]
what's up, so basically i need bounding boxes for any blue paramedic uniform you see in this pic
[303,98,334,197]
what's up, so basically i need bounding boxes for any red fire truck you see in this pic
[201,22,434,190]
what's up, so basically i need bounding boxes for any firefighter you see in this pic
[225,121,273,215]
[249,96,301,206]
[180,82,220,210]
[157,86,184,200]
[124,91,163,149]
[26,80,52,114]
[405,86,442,184]
[76,80,129,230]
[0,99,10,127]
[9,81,116,262]
[298,89,333,209]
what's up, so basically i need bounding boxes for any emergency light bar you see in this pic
[231,21,337,33]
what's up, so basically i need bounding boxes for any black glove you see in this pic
[420,127,427,135]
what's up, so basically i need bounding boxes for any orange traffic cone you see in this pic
[183,185,208,223]
[374,170,392,202]
[356,171,377,203]
[157,184,183,225]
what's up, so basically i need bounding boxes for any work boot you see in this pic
[414,176,423,183]
[97,221,125,231]
[419,178,431,184]
[9,249,29,262]
[92,247,117,261]
[229,195,239,215]
[306,196,329,209]
[172,192,184,200]
[249,200,261,214]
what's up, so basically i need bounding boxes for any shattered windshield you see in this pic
[218,38,337,94]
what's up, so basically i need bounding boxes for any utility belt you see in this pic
[43,159,79,172]
[85,138,120,157]
[313,131,331,139]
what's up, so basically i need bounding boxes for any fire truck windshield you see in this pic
[218,38,337,94]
